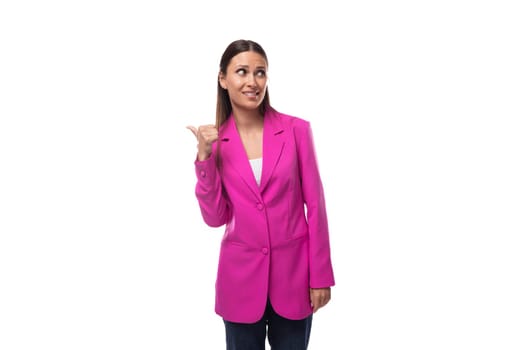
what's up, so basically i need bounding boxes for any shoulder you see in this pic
[268,108,311,131]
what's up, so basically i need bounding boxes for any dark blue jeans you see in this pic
[223,300,312,350]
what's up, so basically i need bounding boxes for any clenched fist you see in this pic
[187,124,219,161]
[310,287,331,313]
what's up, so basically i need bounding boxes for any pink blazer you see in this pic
[193,108,335,323]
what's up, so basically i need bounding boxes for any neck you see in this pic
[232,108,264,132]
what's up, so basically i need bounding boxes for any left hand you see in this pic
[310,287,331,313]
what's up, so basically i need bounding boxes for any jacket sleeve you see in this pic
[294,120,335,288]
[194,153,231,227]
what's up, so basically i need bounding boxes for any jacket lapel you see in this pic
[219,109,285,196]
[260,109,285,192]
[219,116,261,200]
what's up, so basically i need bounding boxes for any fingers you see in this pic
[186,125,198,138]
[311,291,329,313]
[198,125,219,144]
[186,124,218,138]
[187,124,219,161]
[186,125,218,142]
[310,288,331,313]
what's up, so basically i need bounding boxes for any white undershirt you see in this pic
[249,157,263,186]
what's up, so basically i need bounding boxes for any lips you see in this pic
[243,91,259,98]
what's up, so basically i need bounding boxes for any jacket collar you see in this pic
[219,108,285,197]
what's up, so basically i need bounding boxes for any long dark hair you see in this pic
[215,39,271,130]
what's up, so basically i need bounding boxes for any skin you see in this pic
[187,50,331,313]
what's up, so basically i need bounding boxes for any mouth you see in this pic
[242,91,259,99]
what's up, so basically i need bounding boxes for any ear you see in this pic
[218,72,227,90]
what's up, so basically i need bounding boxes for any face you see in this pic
[219,51,268,112]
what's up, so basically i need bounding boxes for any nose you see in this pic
[246,73,257,86]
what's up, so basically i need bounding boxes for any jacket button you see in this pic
[261,247,268,255]
[256,203,264,210]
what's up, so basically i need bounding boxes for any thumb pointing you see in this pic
[186,125,197,138]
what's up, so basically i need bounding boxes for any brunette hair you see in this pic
[215,39,271,129]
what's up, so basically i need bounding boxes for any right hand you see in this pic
[186,124,219,161]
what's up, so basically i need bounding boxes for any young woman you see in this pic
[187,39,335,350]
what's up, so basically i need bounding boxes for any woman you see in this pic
[187,39,335,350]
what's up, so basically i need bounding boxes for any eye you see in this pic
[256,70,266,77]
[236,68,247,75]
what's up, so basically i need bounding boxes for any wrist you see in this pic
[197,150,211,161]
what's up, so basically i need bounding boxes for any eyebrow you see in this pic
[234,64,267,70]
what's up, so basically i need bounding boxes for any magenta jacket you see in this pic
[193,108,335,323]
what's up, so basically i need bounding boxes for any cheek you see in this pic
[228,78,243,88]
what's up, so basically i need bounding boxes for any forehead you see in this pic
[228,51,267,69]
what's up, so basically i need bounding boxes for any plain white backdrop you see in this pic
[1,0,524,349]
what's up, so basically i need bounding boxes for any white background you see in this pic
[1,0,524,349]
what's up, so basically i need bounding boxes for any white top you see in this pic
[249,157,263,186]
